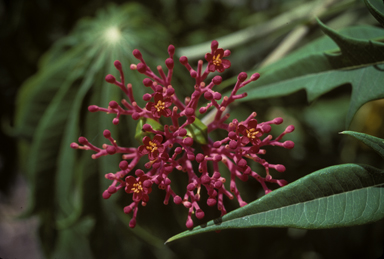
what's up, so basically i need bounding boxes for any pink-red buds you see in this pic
[251,73,260,81]
[114,60,122,70]
[103,129,111,138]
[238,72,247,82]
[105,74,116,83]
[136,63,146,73]
[88,105,99,112]
[168,45,175,56]
[283,140,295,149]
[119,160,128,170]
[165,58,174,69]
[132,49,142,59]
[212,76,222,85]
[179,56,188,65]
[143,78,153,87]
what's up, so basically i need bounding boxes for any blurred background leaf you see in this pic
[14,3,174,258]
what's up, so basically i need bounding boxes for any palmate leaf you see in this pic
[231,21,384,128]
[166,163,384,243]
[15,3,169,257]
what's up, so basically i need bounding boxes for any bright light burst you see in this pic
[104,26,121,44]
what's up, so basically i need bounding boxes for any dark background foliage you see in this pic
[1,0,384,258]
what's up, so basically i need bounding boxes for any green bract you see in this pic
[135,117,164,144]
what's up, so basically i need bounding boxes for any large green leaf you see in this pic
[166,163,384,243]
[229,22,384,128]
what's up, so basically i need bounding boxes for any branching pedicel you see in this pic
[71,40,295,229]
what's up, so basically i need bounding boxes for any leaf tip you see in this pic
[164,236,176,245]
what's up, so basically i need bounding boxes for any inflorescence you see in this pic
[71,40,295,229]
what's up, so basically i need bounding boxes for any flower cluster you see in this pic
[71,40,295,229]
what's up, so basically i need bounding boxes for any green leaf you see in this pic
[365,0,384,26]
[341,131,384,159]
[185,117,208,145]
[317,19,384,68]
[232,23,384,128]
[166,163,384,243]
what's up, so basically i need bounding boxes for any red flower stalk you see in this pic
[71,40,295,229]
